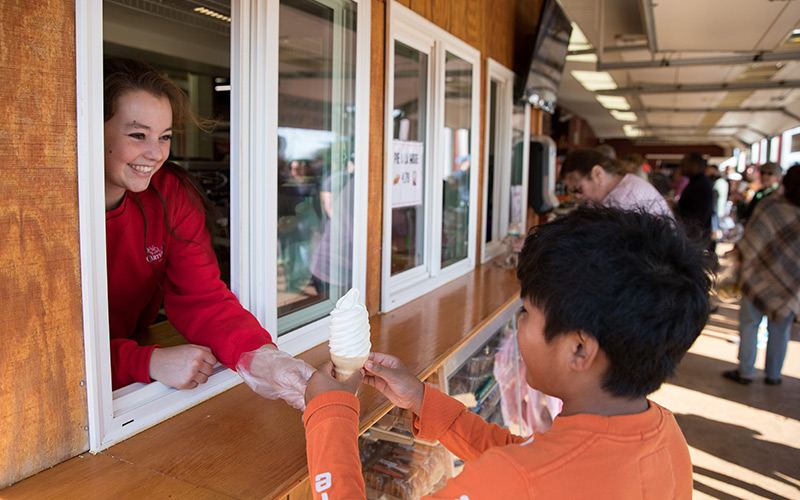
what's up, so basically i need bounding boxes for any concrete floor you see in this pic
[650,245,800,500]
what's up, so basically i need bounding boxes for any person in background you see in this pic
[622,152,651,180]
[723,164,800,386]
[104,57,312,408]
[595,142,617,159]
[676,152,714,250]
[310,153,355,296]
[649,163,672,196]
[302,206,713,499]
[739,162,783,223]
[278,159,320,293]
[705,164,729,250]
[560,149,673,219]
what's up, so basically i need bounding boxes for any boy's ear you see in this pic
[565,330,600,372]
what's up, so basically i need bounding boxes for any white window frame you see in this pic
[381,2,481,312]
[481,58,515,263]
[508,103,531,238]
[381,22,436,303]
[248,0,370,355]
[76,0,369,451]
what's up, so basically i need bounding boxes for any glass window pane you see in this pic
[391,41,428,275]
[103,0,233,389]
[486,80,498,243]
[105,1,233,286]
[509,104,526,236]
[441,52,472,268]
[277,0,358,334]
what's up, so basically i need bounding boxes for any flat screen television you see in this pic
[515,0,572,114]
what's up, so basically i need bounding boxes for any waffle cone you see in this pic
[330,353,369,381]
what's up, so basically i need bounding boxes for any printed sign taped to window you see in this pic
[791,133,800,153]
[510,185,524,234]
[392,140,424,208]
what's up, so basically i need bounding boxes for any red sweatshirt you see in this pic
[304,387,693,499]
[106,167,273,389]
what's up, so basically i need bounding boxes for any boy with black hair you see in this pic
[302,206,714,499]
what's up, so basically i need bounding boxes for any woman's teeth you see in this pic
[130,164,153,174]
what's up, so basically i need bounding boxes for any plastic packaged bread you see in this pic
[360,436,449,499]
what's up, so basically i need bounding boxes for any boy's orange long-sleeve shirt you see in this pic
[303,386,693,500]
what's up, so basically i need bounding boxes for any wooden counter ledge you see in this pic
[2,261,520,500]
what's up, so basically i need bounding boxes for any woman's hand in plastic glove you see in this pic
[149,344,217,390]
[304,360,363,405]
[362,352,425,415]
[236,345,315,411]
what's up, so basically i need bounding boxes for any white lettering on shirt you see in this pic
[315,472,332,494]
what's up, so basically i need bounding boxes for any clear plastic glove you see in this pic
[236,345,315,410]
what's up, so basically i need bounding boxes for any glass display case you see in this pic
[443,299,524,432]
[356,299,527,499]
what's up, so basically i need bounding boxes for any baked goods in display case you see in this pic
[360,408,448,500]
[448,342,504,426]
[356,307,524,498]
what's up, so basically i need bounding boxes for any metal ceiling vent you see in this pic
[106,0,231,36]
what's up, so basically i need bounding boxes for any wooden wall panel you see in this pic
[431,0,451,33]
[366,0,387,315]
[448,0,466,42]
[409,0,431,20]
[0,0,89,489]
[484,0,515,69]
[464,0,481,49]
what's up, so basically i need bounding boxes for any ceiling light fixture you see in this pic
[595,95,630,110]
[610,110,638,122]
[566,23,597,63]
[623,125,643,137]
[194,6,231,23]
[570,70,617,91]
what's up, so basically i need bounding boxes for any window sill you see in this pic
[2,258,520,499]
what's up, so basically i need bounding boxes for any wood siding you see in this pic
[366,0,387,315]
[0,0,89,489]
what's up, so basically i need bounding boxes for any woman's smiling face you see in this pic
[104,90,173,210]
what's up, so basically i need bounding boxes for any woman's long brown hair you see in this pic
[104,57,221,256]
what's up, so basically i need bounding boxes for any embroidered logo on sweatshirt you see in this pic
[146,245,164,263]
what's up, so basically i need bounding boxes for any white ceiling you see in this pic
[556,0,800,154]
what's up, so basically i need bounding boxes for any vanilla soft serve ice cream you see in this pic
[328,288,371,380]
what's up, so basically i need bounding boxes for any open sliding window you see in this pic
[381,2,481,311]
[481,59,516,263]
[76,0,369,451]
